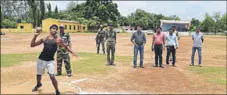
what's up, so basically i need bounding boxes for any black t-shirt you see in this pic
[39,38,57,61]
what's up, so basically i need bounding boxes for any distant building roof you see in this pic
[44,18,79,24]
[160,20,191,24]
[56,19,79,23]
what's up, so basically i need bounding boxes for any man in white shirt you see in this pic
[165,30,178,66]
[191,26,204,67]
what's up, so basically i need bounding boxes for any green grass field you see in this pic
[1,52,132,74]
[189,66,226,85]
[1,53,39,67]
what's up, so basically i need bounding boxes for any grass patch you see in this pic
[71,52,109,74]
[116,55,132,63]
[69,52,132,74]
[189,66,226,85]
[1,53,39,67]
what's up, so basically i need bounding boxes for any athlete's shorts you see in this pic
[36,59,55,75]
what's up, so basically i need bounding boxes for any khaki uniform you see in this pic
[57,32,71,75]
[96,29,106,54]
[106,29,116,65]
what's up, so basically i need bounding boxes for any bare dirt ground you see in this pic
[1,32,226,94]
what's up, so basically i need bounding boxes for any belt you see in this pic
[136,42,143,46]
[154,44,162,46]
[166,45,174,47]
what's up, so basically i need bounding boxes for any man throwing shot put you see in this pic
[30,24,77,95]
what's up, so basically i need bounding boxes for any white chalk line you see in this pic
[18,78,149,94]
[17,78,88,94]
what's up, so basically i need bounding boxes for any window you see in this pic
[20,26,24,29]
[64,25,67,30]
[83,27,85,30]
[69,25,71,30]
[74,25,76,30]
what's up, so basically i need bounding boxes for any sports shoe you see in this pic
[106,63,111,66]
[55,73,62,76]
[56,90,61,95]
[159,66,164,68]
[189,64,194,66]
[133,65,137,68]
[140,66,144,68]
[67,73,72,77]
[32,83,42,92]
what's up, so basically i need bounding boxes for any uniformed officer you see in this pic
[96,25,106,54]
[56,24,72,77]
[105,24,117,65]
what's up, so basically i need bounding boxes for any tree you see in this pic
[97,4,108,23]
[2,19,17,28]
[71,3,86,18]
[27,0,38,28]
[168,15,181,20]
[200,13,215,32]
[36,8,41,26]
[84,0,99,19]
[190,18,200,31]
[0,0,3,28]
[40,0,45,24]
[220,13,227,32]
[213,12,221,33]
[66,1,76,11]
[47,3,52,18]
[54,6,58,18]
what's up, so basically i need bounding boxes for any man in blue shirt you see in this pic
[165,30,178,66]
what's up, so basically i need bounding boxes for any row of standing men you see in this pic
[96,24,204,68]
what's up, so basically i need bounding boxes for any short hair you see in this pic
[196,26,201,30]
[50,24,58,30]
[108,24,113,26]
[156,27,162,31]
[59,24,64,29]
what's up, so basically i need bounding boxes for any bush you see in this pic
[2,19,17,28]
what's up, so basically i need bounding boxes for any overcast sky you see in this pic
[45,1,226,21]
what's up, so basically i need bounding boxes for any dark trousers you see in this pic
[154,45,163,66]
[166,46,176,65]
[96,40,105,54]
[107,45,115,64]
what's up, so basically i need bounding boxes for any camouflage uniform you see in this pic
[57,32,72,75]
[106,29,116,65]
[96,29,106,54]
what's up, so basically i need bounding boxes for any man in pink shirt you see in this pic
[152,27,165,68]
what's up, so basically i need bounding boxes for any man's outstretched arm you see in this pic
[58,38,78,57]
